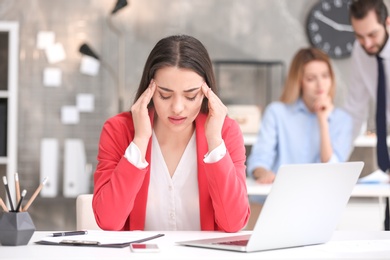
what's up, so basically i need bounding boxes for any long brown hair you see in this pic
[280,47,336,104]
[133,35,216,114]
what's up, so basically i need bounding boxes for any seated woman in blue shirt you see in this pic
[245,47,353,229]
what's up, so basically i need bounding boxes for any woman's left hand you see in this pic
[201,83,227,151]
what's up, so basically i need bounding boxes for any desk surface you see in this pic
[243,133,383,147]
[246,178,390,197]
[2,230,390,259]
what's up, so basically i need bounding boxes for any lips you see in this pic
[168,116,186,125]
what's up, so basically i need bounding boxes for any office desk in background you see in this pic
[2,231,390,259]
[246,178,390,197]
[246,178,390,231]
[243,134,385,147]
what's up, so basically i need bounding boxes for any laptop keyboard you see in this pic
[213,239,249,246]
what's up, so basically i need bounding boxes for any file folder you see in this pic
[40,138,59,197]
[63,139,89,198]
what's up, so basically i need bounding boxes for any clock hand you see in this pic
[314,11,354,32]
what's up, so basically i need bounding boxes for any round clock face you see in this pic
[306,0,356,59]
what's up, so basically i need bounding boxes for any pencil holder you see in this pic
[0,211,35,246]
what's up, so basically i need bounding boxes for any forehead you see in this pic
[351,10,384,35]
[303,60,329,74]
[154,66,203,90]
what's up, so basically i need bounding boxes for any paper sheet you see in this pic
[358,170,390,184]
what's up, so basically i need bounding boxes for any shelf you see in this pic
[213,59,285,109]
[0,91,8,98]
[0,157,8,164]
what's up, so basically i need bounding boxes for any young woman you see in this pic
[246,47,353,229]
[93,35,250,232]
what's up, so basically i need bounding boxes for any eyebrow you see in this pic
[355,29,379,38]
[157,86,200,93]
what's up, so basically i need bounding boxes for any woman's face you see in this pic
[152,66,205,133]
[301,60,332,108]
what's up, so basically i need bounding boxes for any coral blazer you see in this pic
[93,110,249,232]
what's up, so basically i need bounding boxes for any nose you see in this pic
[362,37,373,49]
[316,77,326,92]
[171,96,184,114]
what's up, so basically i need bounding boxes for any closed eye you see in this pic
[186,95,197,101]
[159,93,171,100]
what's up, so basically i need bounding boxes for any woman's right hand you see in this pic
[131,80,156,154]
[253,168,276,184]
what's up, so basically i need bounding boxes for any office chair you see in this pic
[76,194,101,230]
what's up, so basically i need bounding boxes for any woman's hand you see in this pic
[131,80,156,155]
[313,95,334,121]
[253,168,275,184]
[201,83,227,151]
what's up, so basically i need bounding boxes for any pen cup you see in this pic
[0,211,36,246]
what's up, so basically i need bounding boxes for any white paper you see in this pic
[40,230,160,245]
[76,93,94,112]
[36,31,55,50]
[45,42,66,64]
[80,56,100,76]
[358,170,390,184]
[43,68,62,87]
[61,106,79,125]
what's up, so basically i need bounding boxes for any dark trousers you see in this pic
[385,198,390,230]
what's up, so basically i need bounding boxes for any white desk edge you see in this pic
[2,230,390,260]
[244,134,381,147]
[246,178,390,197]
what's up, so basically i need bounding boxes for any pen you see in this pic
[3,176,14,211]
[50,230,88,237]
[0,197,9,212]
[22,177,48,211]
[15,172,21,204]
[15,189,26,212]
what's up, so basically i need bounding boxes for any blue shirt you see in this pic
[247,99,353,176]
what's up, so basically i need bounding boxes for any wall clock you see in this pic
[306,0,356,59]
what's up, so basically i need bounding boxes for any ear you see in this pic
[386,16,390,27]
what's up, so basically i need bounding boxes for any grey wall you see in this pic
[0,0,386,229]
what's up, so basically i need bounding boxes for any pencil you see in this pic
[0,197,8,212]
[3,176,14,212]
[15,189,26,212]
[15,172,21,204]
[22,177,48,212]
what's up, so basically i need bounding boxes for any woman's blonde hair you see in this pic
[280,47,335,104]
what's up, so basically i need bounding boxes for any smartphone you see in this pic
[130,243,160,253]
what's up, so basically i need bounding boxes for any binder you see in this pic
[0,100,7,157]
[40,138,59,197]
[63,139,89,198]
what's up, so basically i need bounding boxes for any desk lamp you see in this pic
[106,0,129,112]
[79,43,119,112]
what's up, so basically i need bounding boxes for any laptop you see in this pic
[177,162,364,252]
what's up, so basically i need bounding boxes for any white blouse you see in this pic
[144,131,200,230]
[124,131,226,230]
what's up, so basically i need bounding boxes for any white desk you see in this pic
[243,133,384,147]
[2,231,390,259]
[246,178,390,197]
